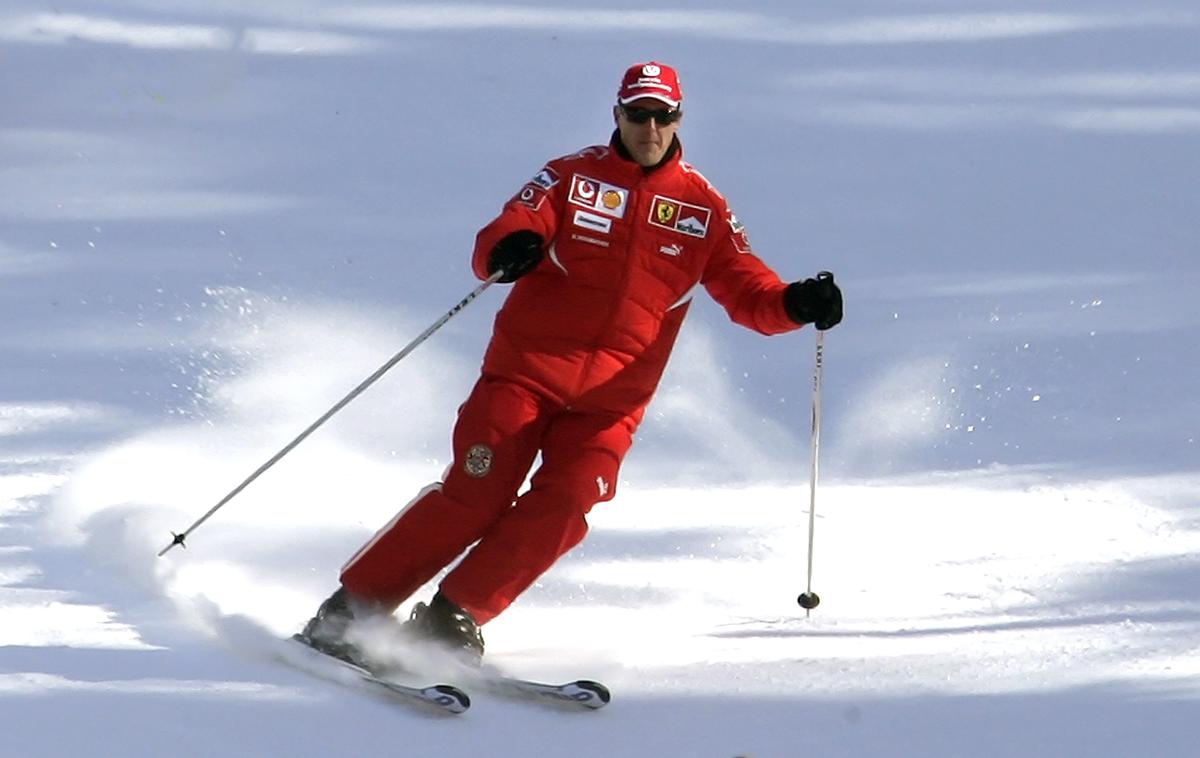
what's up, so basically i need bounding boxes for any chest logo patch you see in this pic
[569,174,629,218]
[573,208,613,234]
[649,195,711,238]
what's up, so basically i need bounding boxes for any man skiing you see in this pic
[299,61,843,667]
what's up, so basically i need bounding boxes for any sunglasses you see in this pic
[620,105,682,125]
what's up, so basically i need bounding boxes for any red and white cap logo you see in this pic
[617,61,683,108]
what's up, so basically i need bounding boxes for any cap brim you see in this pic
[617,93,681,108]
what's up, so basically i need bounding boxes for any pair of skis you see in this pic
[288,635,610,716]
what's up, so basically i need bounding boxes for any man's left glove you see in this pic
[487,230,544,283]
[784,271,843,330]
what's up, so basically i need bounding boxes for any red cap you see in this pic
[617,61,683,108]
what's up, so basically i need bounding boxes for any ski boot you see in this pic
[296,586,378,669]
[405,591,485,666]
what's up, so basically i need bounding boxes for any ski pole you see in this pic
[157,271,504,557]
[797,327,824,615]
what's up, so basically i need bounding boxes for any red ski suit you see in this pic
[340,136,802,624]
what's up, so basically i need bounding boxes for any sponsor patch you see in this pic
[569,174,628,218]
[512,166,556,210]
[530,167,558,190]
[658,242,683,257]
[573,209,612,234]
[728,211,752,253]
[571,233,610,248]
[515,184,546,210]
[464,444,494,478]
[649,195,711,238]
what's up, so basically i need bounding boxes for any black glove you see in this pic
[784,271,843,330]
[487,230,544,283]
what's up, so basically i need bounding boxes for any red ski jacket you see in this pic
[472,136,801,418]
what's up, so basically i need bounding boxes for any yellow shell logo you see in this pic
[602,190,623,210]
[656,202,676,224]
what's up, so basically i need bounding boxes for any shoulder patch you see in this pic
[510,165,558,210]
[530,166,558,190]
[513,184,546,210]
[728,210,752,253]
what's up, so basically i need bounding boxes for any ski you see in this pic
[286,633,609,713]
[285,634,470,715]
[359,668,471,715]
[484,674,611,710]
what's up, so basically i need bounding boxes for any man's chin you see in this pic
[634,148,665,165]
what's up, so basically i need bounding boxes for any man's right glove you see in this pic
[487,230,544,283]
[784,271,843,330]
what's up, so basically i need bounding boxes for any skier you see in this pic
[299,61,843,667]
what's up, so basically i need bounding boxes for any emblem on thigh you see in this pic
[464,444,494,478]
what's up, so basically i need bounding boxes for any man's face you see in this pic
[614,97,683,167]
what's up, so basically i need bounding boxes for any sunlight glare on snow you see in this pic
[0,591,157,649]
[540,475,1200,696]
[0,672,305,700]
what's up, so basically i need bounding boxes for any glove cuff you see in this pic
[783,281,812,325]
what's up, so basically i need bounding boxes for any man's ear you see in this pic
[612,104,620,126]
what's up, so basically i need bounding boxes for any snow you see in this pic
[3,0,1199,755]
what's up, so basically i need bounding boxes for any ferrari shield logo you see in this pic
[648,194,712,238]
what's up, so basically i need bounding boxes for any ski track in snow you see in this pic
[3,0,1199,756]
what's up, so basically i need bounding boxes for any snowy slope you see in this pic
[3,1,1199,756]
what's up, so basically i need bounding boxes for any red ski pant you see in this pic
[339,377,637,625]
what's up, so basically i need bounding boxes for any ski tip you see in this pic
[573,680,611,707]
[427,684,471,714]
